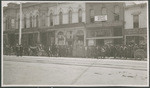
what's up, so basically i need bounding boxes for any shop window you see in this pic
[59,12,63,25]
[68,10,72,24]
[90,9,94,23]
[50,13,53,26]
[133,15,139,28]
[78,9,82,23]
[114,6,120,21]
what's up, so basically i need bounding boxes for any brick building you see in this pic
[85,2,125,46]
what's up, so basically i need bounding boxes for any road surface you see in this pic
[2,55,148,86]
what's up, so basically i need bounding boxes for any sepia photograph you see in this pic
[1,0,149,87]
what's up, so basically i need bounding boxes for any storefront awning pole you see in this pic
[19,2,22,45]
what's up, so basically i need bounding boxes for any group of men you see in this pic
[4,44,23,56]
[4,43,146,59]
[85,44,146,59]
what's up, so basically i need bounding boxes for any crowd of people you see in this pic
[3,43,147,60]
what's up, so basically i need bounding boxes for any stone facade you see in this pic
[124,3,147,45]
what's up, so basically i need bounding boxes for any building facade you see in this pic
[124,3,147,45]
[85,2,125,46]
[4,2,142,57]
[3,2,87,57]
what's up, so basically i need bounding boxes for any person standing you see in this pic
[19,44,23,57]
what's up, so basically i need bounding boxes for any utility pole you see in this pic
[19,2,22,45]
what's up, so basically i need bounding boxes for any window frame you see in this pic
[59,12,63,25]
[90,9,94,23]
[78,9,82,23]
[133,15,139,28]
[68,10,72,24]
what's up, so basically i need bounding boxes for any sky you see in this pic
[2,1,147,7]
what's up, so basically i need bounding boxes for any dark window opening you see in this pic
[50,13,53,26]
[90,9,94,23]
[78,9,82,23]
[133,15,139,28]
[68,10,72,24]
[59,12,63,25]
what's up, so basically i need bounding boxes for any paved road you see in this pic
[2,55,148,86]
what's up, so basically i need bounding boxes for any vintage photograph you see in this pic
[1,1,148,87]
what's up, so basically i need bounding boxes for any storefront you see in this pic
[124,28,147,45]
[86,27,123,46]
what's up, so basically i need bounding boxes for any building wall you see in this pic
[86,3,124,24]
[124,3,147,29]
[48,3,86,25]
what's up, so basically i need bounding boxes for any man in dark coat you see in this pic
[19,44,23,57]
[15,44,19,56]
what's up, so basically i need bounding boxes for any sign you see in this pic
[88,39,94,46]
[95,15,107,21]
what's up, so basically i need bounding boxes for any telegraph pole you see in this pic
[19,2,22,45]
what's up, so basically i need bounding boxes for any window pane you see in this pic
[102,8,107,15]
[133,15,139,28]
[78,9,82,22]
[36,15,38,27]
[115,6,119,13]
[59,12,63,24]
[50,13,53,26]
[90,9,94,17]
[69,10,72,23]
[90,9,94,23]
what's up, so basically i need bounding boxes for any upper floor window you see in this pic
[78,9,82,23]
[11,19,15,28]
[68,10,72,24]
[133,15,139,28]
[24,16,26,28]
[59,12,63,25]
[50,13,53,26]
[42,14,46,26]
[36,15,39,27]
[114,6,120,21]
[102,7,107,15]
[18,18,20,29]
[90,9,94,23]
[30,16,32,28]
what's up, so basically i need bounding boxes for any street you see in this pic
[2,55,148,86]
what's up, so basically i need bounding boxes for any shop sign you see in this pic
[88,39,94,46]
[95,15,107,21]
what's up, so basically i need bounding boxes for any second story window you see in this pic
[114,6,120,21]
[30,16,32,28]
[78,9,82,23]
[36,15,38,27]
[68,10,72,24]
[102,7,107,15]
[18,18,20,29]
[90,9,94,23]
[133,15,139,28]
[24,16,26,28]
[50,13,53,26]
[59,12,63,25]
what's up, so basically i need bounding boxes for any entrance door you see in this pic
[96,39,104,46]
